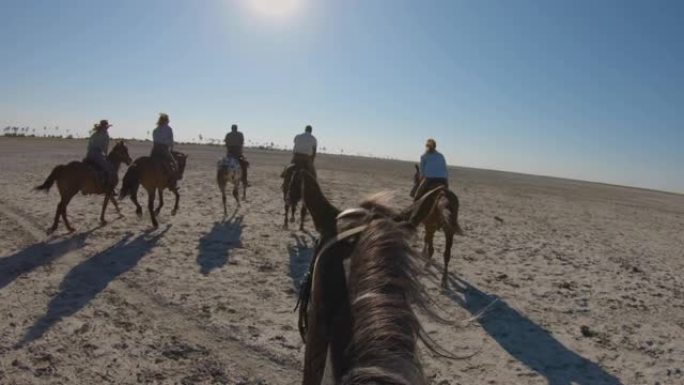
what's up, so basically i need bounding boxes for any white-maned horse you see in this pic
[217,156,243,215]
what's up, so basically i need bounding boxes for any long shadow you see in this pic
[0,231,93,291]
[288,233,315,293]
[17,228,168,347]
[444,275,623,385]
[196,216,244,276]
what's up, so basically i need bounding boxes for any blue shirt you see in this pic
[420,151,448,179]
[153,124,174,148]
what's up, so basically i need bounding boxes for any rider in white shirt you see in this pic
[291,125,318,177]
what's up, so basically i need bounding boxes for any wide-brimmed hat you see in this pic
[99,119,112,128]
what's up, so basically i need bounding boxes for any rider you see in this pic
[151,113,178,188]
[85,119,115,190]
[291,125,318,177]
[413,138,449,200]
[224,124,249,186]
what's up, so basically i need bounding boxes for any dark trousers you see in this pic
[413,177,448,200]
[291,153,316,178]
[84,151,115,188]
[151,144,178,184]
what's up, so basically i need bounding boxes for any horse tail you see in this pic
[119,163,140,200]
[443,190,464,236]
[35,165,64,192]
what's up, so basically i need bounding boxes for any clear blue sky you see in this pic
[1,0,682,193]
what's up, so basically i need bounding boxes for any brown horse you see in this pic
[411,165,464,287]
[281,164,307,230]
[119,151,187,228]
[217,156,243,215]
[296,170,453,385]
[35,141,132,234]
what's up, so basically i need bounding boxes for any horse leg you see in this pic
[221,186,227,216]
[147,188,158,228]
[423,226,436,268]
[154,188,164,216]
[100,194,110,225]
[131,191,143,217]
[299,206,306,231]
[48,200,63,234]
[110,194,123,216]
[283,202,289,229]
[232,184,240,207]
[442,230,454,288]
[291,203,296,223]
[60,192,77,233]
[171,187,179,216]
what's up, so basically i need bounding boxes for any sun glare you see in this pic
[247,0,302,18]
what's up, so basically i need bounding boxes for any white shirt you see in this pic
[293,132,317,156]
[153,124,174,147]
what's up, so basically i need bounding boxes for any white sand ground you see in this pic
[0,137,682,385]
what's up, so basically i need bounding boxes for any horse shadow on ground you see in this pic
[442,274,623,385]
[0,231,95,291]
[288,232,316,293]
[196,214,244,276]
[16,227,168,347]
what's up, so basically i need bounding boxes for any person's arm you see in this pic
[239,132,244,147]
[419,155,426,177]
[312,138,317,158]
[169,128,174,150]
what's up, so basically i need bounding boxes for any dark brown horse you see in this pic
[35,141,132,234]
[296,170,453,385]
[119,151,187,228]
[411,165,464,287]
[281,164,307,230]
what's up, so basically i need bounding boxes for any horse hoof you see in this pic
[171,210,177,216]
[67,227,76,233]
[136,209,143,218]
[46,227,56,235]
[100,219,107,226]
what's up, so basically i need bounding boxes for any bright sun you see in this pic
[247,0,302,18]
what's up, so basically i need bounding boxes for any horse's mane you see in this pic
[340,197,442,385]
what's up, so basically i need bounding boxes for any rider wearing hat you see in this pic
[85,119,115,190]
[151,113,178,188]
[224,123,249,186]
[413,138,449,200]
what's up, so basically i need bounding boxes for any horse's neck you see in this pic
[107,155,122,171]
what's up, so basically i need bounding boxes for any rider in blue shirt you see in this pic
[414,138,449,200]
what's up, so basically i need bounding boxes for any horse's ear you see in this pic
[301,171,339,235]
[396,186,443,227]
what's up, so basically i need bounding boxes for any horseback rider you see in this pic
[291,125,318,177]
[224,123,249,186]
[151,113,178,189]
[85,119,115,190]
[412,138,449,200]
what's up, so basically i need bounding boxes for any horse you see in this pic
[296,170,453,385]
[411,165,464,287]
[35,141,132,234]
[217,156,243,215]
[281,163,307,230]
[119,151,187,228]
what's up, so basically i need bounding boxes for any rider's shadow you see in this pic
[16,228,167,347]
[196,216,244,276]
[288,232,316,293]
[0,232,91,291]
[443,275,623,385]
